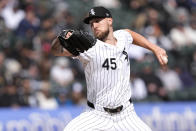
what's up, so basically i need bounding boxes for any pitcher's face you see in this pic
[90,18,112,41]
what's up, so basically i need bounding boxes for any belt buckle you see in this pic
[103,105,123,113]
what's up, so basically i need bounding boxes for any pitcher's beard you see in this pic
[95,30,109,41]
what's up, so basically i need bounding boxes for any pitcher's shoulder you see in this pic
[114,29,130,34]
[114,30,133,43]
[114,30,133,38]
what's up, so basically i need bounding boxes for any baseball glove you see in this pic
[58,29,96,56]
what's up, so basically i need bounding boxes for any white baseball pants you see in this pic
[64,102,151,131]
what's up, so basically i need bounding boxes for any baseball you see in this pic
[161,55,168,64]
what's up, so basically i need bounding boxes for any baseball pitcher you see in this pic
[51,6,168,131]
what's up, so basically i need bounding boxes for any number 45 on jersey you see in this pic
[102,58,117,70]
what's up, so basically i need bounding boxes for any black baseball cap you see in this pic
[83,6,112,24]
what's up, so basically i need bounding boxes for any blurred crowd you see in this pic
[0,0,195,109]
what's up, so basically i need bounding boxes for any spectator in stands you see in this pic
[169,8,194,48]
[15,5,40,39]
[50,57,74,93]
[0,0,25,30]
[36,81,58,109]
[185,13,196,45]
[4,58,21,83]
[139,63,164,100]
[54,10,76,33]
[156,66,183,91]
[174,65,195,88]
[0,84,27,108]
[94,0,121,9]
[27,63,40,80]
[130,72,147,101]
[19,78,38,107]
[144,8,173,50]
[70,82,86,106]
[56,91,70,106]
[125,0,147,12]
[56,82,86,107]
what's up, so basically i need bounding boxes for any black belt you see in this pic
[87,98,132,113]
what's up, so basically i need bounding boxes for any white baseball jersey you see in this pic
[78,29,132,108]
[64,30,152,131]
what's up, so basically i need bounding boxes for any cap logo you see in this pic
[106,13,109,17]
[90,9,95,15]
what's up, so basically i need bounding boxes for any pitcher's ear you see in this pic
[107,18,113,25]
